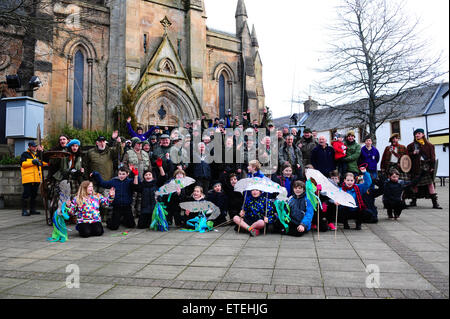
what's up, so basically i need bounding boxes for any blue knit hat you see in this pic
[67,139,81,147]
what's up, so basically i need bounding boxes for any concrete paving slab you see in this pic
[274,257,319,270]
[223,268,273,285]
[91,262,147,277]
[153,288,212,299]
[176,266,228,282]
[272,269,322,286]
[47,282,115,299]
[190,255,236,268]
[97,285,162,299]
[4,279,66,297]
[133,264,186,280]
[0,278,29,292]
[231,255,277,269]
[210,290,267,299]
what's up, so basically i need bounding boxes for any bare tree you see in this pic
[0,0,99,94]
[316,0,447,144]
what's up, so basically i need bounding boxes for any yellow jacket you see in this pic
[20,150,47,184]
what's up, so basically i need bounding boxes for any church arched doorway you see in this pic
[135,82,201,129]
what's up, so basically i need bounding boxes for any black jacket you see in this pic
[138,176,167,214]
[206,190,228,215]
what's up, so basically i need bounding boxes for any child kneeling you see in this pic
[339,167,372,230]
[284,181,314,237]
[67,181,115,238]
[92,167,138,230]
[233,189,276,237]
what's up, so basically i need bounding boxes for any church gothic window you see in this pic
[214,64,235,119]
[65,38,96,130]
[73,50,84,129]
[219,74,226,119]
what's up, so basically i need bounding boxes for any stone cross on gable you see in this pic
[160,16,172,34]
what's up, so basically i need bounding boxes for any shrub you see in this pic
[44,124,113,149]
[0,155,20,165]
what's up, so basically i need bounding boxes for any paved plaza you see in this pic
[0,186,448,299]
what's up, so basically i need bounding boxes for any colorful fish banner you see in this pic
[179,201,221,221]
[305,169,357,208]
[234,176,288,199]
[155,177,196,196]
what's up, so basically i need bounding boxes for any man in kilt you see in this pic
[407,129,442,209]
[381,133,409,181]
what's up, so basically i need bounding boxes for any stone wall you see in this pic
[0,165,44,208]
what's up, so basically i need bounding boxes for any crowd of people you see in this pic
[19,110,443,238]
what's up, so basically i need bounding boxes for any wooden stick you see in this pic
[317,199,320,242]
[335,204,339,242]
[238,191,248,234]
[264,192,268,236]
[211,219,234,230]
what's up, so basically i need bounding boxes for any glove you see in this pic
[32,159,41,166]
[156,158,163,168]
[131,167,139,176]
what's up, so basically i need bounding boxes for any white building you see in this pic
[274,83,449,177]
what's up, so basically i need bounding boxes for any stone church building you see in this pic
[0,0,265,136]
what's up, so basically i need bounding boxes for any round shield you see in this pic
[43,151,71,161]
[399,155,412,173]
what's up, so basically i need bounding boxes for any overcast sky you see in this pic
[204,0,450,119]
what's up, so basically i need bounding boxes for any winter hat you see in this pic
[389,133,400,142]
[212,181,222,188]
[414,128,425,135]
[67,139,81,147]
[131,137,142,147]
[346,130,355,137]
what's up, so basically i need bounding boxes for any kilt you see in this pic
[415,161,434,187]
[386,163,409,181]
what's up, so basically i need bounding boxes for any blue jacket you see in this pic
[311,145,336,177]
[359,146,380,172]
[288,193,314,231]
[92,171,138,207]
[127,122,158,141]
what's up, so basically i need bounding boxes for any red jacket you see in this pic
[331,140,347,160]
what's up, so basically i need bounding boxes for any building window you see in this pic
[177,39,182,58]
[359,126,367,143]
[330,129,337,142]
[391,120,401,139]
[73,50,84,129]
[219,74,226,119]
[143,34,148,53]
